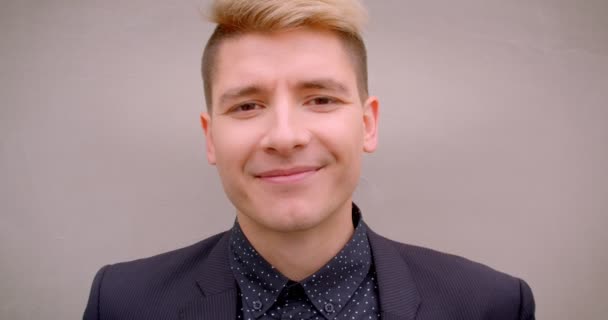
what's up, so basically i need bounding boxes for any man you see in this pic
[84,0,535,319]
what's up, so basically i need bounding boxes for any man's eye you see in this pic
[307,97,337,105]
[234,103,261,112]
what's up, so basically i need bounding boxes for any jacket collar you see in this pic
[367,227,421,320]
[180,231,238,320]
[181,222,421,320]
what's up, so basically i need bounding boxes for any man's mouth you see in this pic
[255,166,322,183]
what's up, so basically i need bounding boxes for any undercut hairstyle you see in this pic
[201,0,369,111]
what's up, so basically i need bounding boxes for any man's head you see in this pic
[201,0,369,111]
[200,0,379,234]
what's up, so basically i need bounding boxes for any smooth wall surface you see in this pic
[1,0,607,319]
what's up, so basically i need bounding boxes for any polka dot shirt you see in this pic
[229,205,381,320]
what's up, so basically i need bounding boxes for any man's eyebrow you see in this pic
[296,79,350,95]
[218,85,265,106]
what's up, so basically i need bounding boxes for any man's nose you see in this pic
[259,103,311,156]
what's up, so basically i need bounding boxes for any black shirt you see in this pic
[229,204,381,320]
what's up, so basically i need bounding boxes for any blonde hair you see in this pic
[201,0,369,110]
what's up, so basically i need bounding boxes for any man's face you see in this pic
[201,28,378,233]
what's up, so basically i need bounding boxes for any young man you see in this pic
[84,1,535,319]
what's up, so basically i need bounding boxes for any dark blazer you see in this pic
[83,228,535,320]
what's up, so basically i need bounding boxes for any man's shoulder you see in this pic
[371,232,535,318]
[99,231,228,297]
[378,233,526,290]
[103,230,229,279]
[84,231,231,319]
[389,236,517,283]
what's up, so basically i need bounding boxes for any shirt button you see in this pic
[252,300,263,311]
[324,303,335,313]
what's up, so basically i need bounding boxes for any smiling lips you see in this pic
[256,166,321,183]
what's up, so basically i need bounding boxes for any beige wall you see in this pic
[1,0,607,319]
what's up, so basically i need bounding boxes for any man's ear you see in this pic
[200,112,216,165]
[362,96,379,153]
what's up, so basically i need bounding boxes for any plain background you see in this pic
[1,0,607,319]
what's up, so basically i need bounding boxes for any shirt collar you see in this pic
[229,203,373,319]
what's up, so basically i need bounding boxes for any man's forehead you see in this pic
[213,31,356,86]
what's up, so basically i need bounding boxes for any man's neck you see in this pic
[236,201,355,282]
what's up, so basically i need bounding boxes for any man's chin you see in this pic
[244,204,328,233]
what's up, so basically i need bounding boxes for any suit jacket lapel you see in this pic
[367,227,421,320]
[180,232,238,320]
